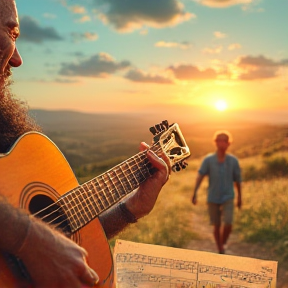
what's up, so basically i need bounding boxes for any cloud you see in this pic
[69,5,86,14]
[125,69,173,84]
[54,78,80,83]
[238,55,288,67]
[168,64,217,80]
[71,32,99,42]
[19,16,63,43]
[75,15,91,23]
[92,0,195,32]
[155,41,191,49]
[59,53,131,78]
[193,0,254,8]
[59,2,91,22]
[239,68,278,80]
[202,46,223,54]
[228,43,242,50]
[237,55,288,80]
[214,31,227,39]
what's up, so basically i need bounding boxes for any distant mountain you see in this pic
[30,107,288,133]
[29,109,162,133]
[28,109,288,169]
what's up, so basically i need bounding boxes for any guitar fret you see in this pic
[77,186,94,221]
[103,172,120,203]
[125,161,139,187]
[114,166,130,195]
[97,176,112,207]
[69,190,87,229]
[135,153,153,179]
[100,173,115,203]
[109,169,126,198]
[59,196,76,231]
[85,182,102,214]
[64,193,81,230]
[117,164,133,193]
[129,154,148,183]
[82,184,99,216]
[65,193,80,230]
[90,180,106,211]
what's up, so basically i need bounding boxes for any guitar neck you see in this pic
[57,143,161,233]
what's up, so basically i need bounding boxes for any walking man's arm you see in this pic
[192,173,205,205]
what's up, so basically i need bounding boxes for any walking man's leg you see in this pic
[213,224,224,253]
[208,203,225,253]
[222,199,234,252]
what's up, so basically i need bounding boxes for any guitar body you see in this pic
[0,132,114,288]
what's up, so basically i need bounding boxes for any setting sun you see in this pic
[215,100,228,111]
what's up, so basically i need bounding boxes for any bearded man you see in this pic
[0,1,169,287]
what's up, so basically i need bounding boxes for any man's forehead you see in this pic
[0,0,18,24]
[216,134,229,140]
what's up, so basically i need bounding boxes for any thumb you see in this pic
[80,266,99,287]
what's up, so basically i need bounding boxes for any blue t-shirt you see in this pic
[199,153,242,204]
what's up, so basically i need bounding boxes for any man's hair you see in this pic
[213,130,233,143]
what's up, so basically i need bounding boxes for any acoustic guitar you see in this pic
[0,120,190,288]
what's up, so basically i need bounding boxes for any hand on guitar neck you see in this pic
[124,141,170,220]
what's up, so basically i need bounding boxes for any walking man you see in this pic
[192,131,242,254]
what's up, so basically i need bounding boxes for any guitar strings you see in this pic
[33,145,163,232]
[47,147,158,231]
[32,149,147,225]
[55,148,156,231]
[40,150,150,230]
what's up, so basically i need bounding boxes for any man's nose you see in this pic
[9,47,23,67]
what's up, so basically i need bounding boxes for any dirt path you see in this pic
[186,212,288,288]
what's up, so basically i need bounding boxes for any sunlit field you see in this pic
[110,153,288,258]
[109,154,288,287]
[40,112,288,287]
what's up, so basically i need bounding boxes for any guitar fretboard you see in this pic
[57,144,160,233]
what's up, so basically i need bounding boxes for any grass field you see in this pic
[109,154,288,258]
[40,113,288,286]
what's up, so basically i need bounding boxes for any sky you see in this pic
[12,0,288,123]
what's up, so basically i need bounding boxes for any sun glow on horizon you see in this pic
[215,99,228,111]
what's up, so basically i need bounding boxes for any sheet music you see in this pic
[113,240,277,288]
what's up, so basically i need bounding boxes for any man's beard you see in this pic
[0,67,41,153]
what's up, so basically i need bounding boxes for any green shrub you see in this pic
[263,157,288,177]
[242,156,288,181]
[235,179,288,263]
[242,165,262,181]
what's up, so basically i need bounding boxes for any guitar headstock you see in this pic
[150,120,190,172]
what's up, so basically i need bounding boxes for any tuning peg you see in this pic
[155,124,162,133]
[172,161,189,172]
[149,126,157,135]
[172,163,182,172]
[180,161,188,169]
[150,120,170,136]
[161,120,169,130]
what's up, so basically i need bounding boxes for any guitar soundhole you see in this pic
[29,194,72,236]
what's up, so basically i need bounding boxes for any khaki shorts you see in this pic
[208,199,234,226]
